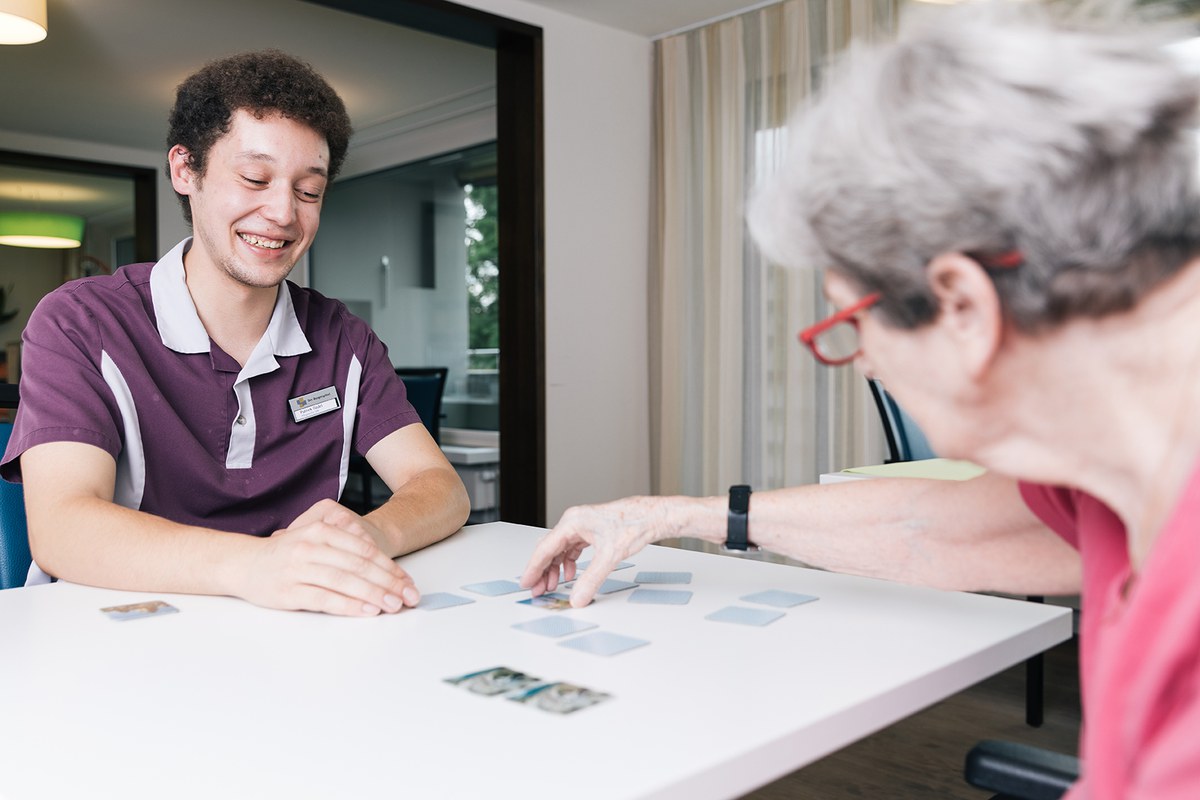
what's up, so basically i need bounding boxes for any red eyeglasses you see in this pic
[798,250,1024,367]
[798,292,881,366]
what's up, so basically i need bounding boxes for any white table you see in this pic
[0,522,1070,800]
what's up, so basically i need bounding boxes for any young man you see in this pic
[1,51,469,616]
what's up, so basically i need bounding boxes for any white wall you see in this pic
[454,0,654,523]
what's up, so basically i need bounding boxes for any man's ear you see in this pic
[926,252,1005,380]
[167,146,197,196]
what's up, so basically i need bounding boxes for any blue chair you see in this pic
[353,367,449,512]
[393,367,448,445]
[867,378,936,462]
[0,383,30,590]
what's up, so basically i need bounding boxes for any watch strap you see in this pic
[725,484,753,551]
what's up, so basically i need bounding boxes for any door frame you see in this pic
[304,0,547,525]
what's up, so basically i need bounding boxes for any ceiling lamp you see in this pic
[0,212,84,248]
[0,0,47,45]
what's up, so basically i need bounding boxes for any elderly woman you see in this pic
[521,2,1200,797]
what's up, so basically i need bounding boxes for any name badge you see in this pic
[288,386,341,423]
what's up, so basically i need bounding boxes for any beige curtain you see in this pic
[651,0,898,499]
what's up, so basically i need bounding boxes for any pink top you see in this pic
[1021,466,1200,800]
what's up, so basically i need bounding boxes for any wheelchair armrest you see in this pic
[964,739,1080,800]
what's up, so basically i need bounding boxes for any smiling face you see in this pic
[169,108,329,291]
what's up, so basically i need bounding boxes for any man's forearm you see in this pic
[366,466,470,557]
[28,494,257,595]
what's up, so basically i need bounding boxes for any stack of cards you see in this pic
[444,666,611,715]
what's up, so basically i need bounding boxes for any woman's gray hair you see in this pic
[748,0,1200,330]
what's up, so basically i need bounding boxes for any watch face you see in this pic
[730,485,752,513]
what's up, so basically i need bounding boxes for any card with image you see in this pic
[741,589,819,608]
[633,571,692,584]
[507,681,612,714]
[417,592,475,611]
[444,666,541,696]
[559,631,650,657]
[511,616,598,638]
[100,600,179,622]
[462,579,524,597]
[518,592,578,610]
[628,588,692,605]
[706,606,785,627]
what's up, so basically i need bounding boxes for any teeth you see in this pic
[239,233,285,249]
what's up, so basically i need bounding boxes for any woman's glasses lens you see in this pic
[814,321,860,363]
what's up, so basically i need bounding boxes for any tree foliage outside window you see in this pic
[465,183,498,370]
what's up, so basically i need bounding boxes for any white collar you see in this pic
[148,237,311,360]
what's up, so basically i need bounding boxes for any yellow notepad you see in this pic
[842,458,985,481]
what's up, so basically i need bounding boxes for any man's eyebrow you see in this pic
[234,151,328,177]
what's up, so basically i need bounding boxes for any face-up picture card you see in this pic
[518,593,578,610]
[507,681,612,714]
[444,666,542,696]
[100,600,179,622]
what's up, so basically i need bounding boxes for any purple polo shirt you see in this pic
[2,239,419,573]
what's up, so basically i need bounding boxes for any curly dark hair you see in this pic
[166,50,352,223]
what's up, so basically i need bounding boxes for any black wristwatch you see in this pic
[724,484,754,551]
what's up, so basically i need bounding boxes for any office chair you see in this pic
[867,378,936,463]
[353,367,449,512]
[392,367,448,445]
[0,383,31,590]
[964,739,1080,800]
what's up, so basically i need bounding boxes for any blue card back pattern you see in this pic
[417,592,475,611]
[462,579,524,596]
[559,631,650,657]
[511,617,598,638]
[633,571,692,584]
[705,606,785,627]
[740,589,819,608]
[628,588,692,605]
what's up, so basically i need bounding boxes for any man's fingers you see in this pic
[266,529,418,611]
[286,584,388,617]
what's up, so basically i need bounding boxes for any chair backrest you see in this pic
[395,367,448,445]
[0,383,30,590]
[867,378,936,463]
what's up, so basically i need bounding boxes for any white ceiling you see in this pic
[521,0,767,38]
[0,0,757,218]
